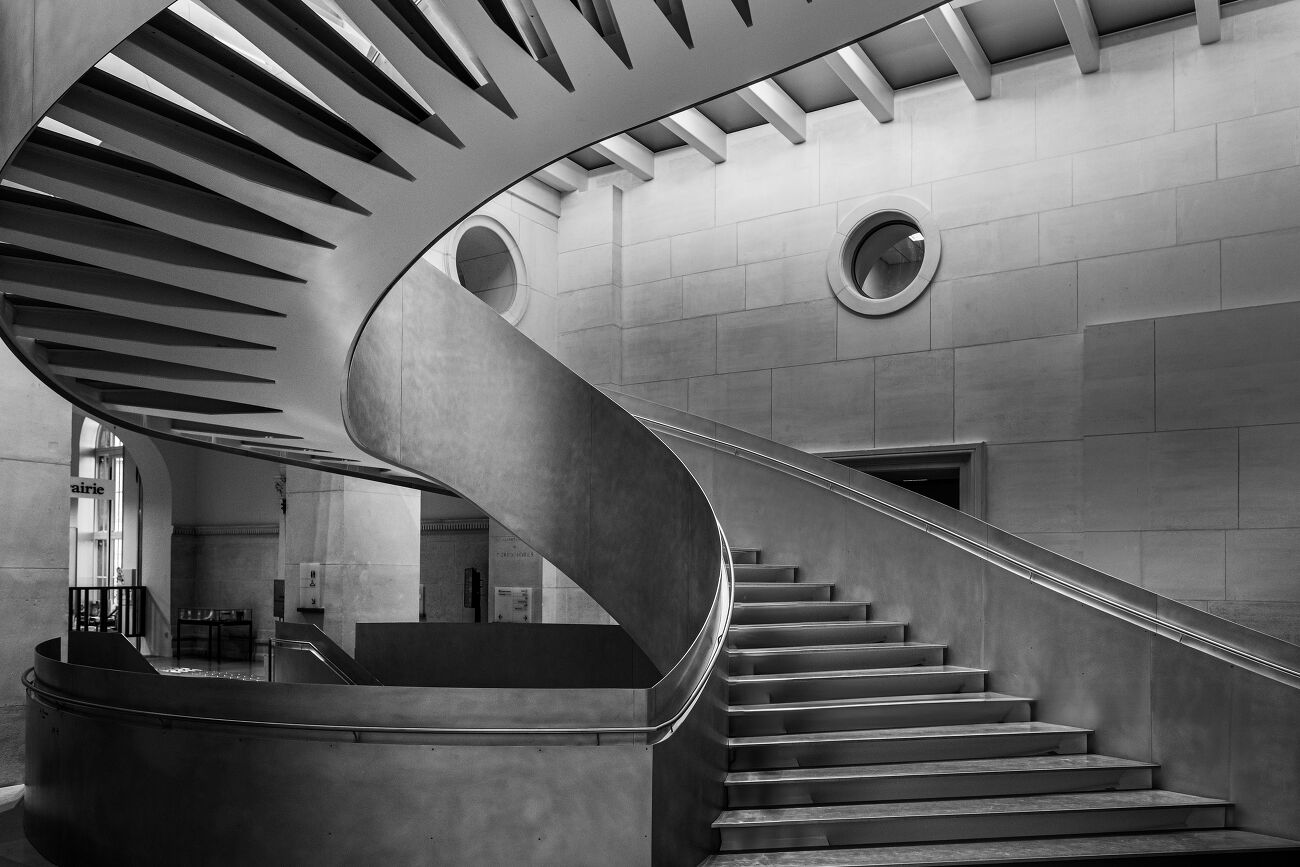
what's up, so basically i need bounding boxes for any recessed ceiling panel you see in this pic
[1089,0,1198,35]
[628,122,685,153]
[860,17,956,90]
[773,59,858,114]
[568,147,612,171]
[962,0,1070,64]
[695,92,768,135]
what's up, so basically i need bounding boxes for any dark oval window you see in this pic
[851,221,925,300]
[455,226,517,315]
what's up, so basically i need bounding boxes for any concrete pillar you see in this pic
[0,352,70,784]
[285,468,419,655]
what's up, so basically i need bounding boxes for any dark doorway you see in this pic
[861,466,960,510]
[823,445,985,518]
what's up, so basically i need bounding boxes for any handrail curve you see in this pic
[266,638,357,686]
[614,399,1300,691]
[23,535,731,745]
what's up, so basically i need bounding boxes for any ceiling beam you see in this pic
[533,158,589,193]
[1052,0,1100,74]
[592,134,655,181]
[1195,0,1222,45]
[737,79,806,144]
[924,4,992,100]
[825,44,894,123]
[659,109,727,163]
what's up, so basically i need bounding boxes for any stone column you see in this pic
[285,467,419,655]
[0,352,70,783]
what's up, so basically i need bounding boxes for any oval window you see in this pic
[828,197,940,317]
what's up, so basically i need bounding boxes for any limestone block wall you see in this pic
[554,1,1300,642]
[0,351,69,783]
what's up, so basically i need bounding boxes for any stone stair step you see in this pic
[728,721,1091,771]
[729,548,761,565]
[725,754,1155,808]
[727,692,1033,738]
[727,642,946,675]
[700,829,1300,866]
[730,602,870,626]
[734,582,835,603]
[727,665,987,705]
[713,790,1230,851]
[732,563,797,582]
[728,621,902,649]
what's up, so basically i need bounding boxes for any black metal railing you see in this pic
[68,586,146,637]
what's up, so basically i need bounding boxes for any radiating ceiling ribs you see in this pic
[40,346,274,386]
[737,80,806,145]
[200,0,462,164]
[8,129,332,279]
[924,3,992,100]
[1052,0,1100,75]
[825,44,895,124]
[51,70,367,241]
[660,108,726,163]
[116,12,407,207]
[1195,0,1222,45]
[0,188,301,311]
[330,0,508,125]
[441,0,573,97]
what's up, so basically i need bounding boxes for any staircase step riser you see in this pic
[729,550,760,565]
[728,622,900,649]
[729,646,944,675]
[731,604,870,626]
[732,566,797,583]
[728,700,1032,738]
[729,730,1090,771]
[734,584,833,603]
[729,671,986,705]
[726,766,1154,808]
[716,803,1228,852]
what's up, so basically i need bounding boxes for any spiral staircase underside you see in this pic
[0,0,940,484]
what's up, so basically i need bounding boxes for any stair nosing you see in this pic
[713,790,1230,827]
[727,642,945,656]
[728,721,1093,748]
[727,665,986,685]
[727,691,1032,714]
[725,754,1158,785]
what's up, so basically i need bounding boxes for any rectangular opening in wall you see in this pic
[820,444,986,519]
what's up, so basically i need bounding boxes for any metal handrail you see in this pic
[266,638,357,686]
[22,525,734,744]
[627,410,1300,687]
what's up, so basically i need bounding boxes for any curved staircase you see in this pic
[705,548,1296,866]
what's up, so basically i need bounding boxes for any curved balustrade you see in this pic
[608,391,1300,691]
[605,389,1300,844]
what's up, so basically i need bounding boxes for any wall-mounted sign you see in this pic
[299,562,323,609]
[493,586,532,623]
[70,476,112,499]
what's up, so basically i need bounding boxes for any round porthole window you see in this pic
[448,216,530,326]
[828,196,940,316]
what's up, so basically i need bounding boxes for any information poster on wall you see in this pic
[493,587,532,623]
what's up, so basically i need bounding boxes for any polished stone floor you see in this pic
[0,787,53,867]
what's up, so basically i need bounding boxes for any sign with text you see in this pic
[70,476,112,499]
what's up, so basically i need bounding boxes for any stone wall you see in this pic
[554,2,1300,642]
[0,351,68,783]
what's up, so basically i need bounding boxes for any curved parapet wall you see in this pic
[24,640,662,866]
[348,259,720,670]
